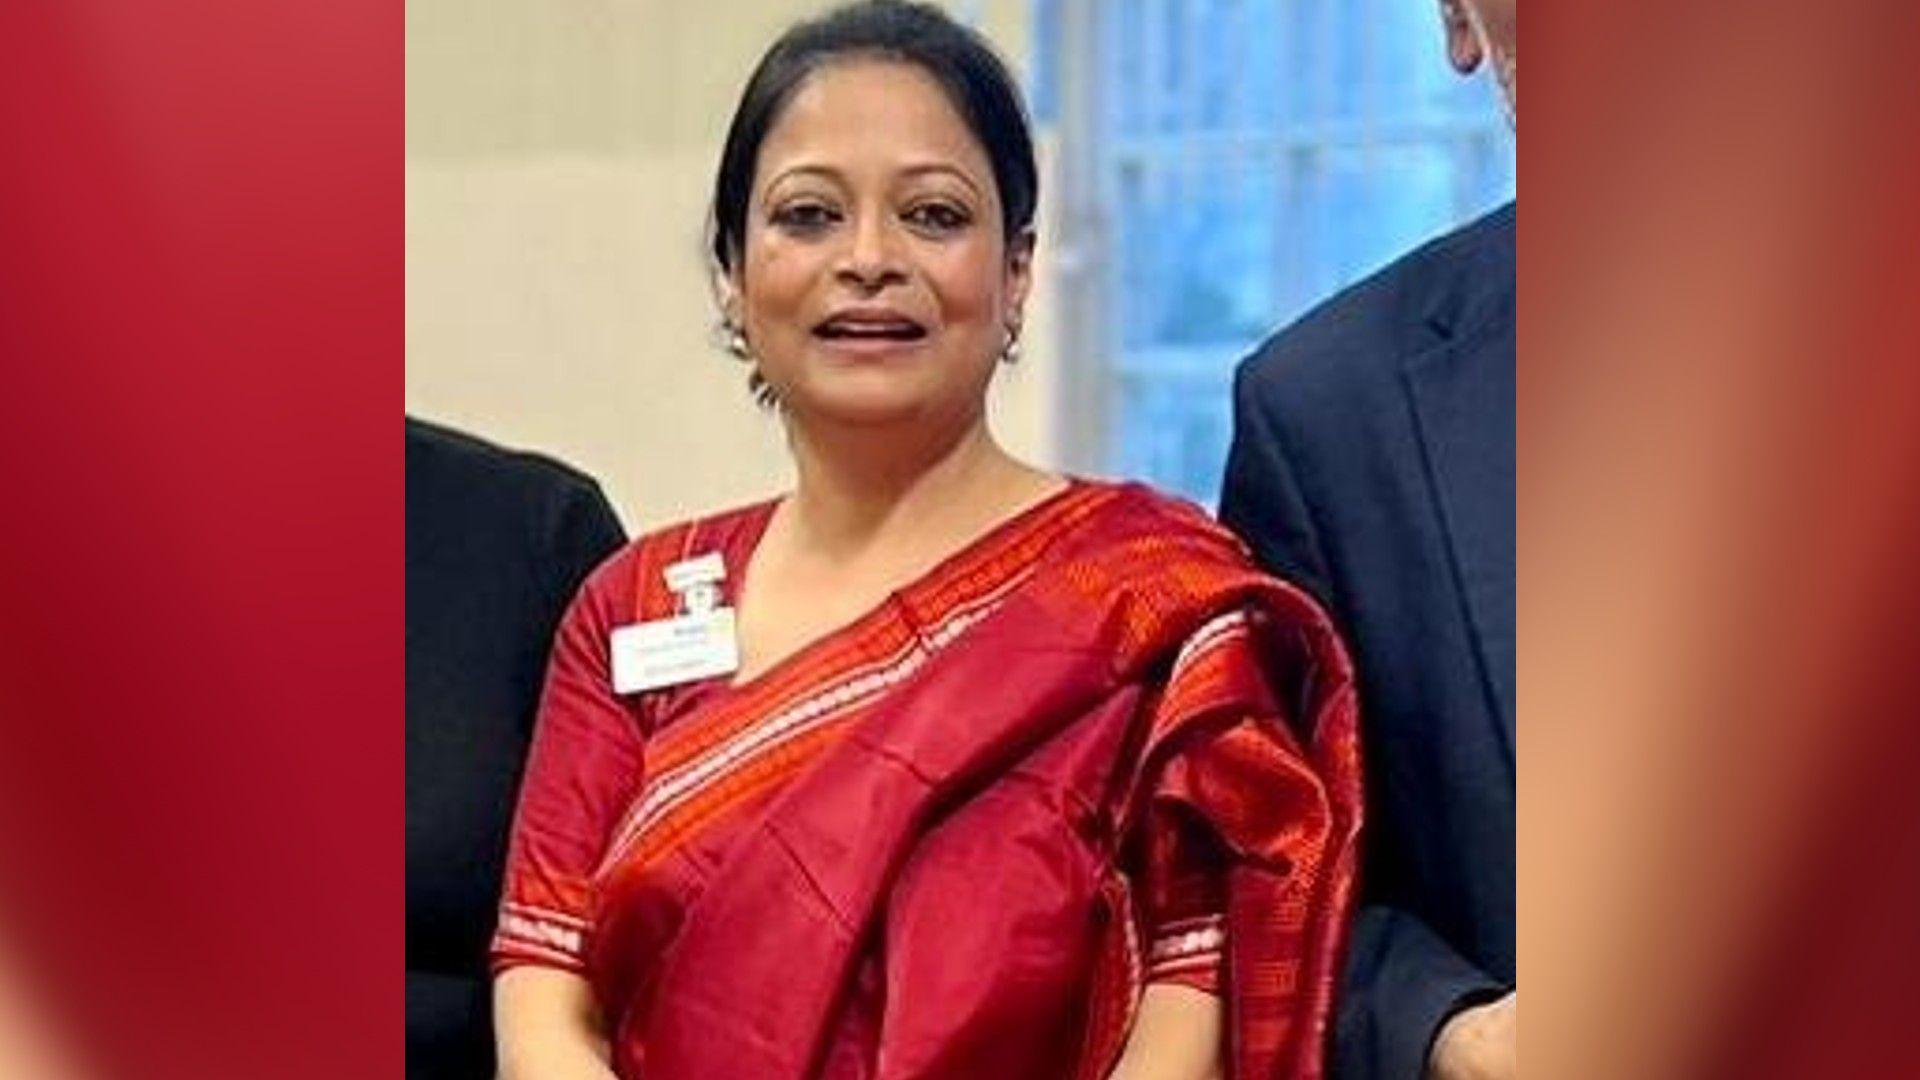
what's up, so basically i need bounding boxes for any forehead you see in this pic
[754,58,996,193]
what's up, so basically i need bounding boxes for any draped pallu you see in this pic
[493,482,1363,1079]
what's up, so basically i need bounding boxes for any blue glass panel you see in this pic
[1031,0,1061,122]
[1027,0,1514,507]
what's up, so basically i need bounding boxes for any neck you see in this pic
[781,409,1023,558]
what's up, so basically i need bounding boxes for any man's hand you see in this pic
[1429,990,1516,1080]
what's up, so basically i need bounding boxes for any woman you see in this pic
[492,3,1360,1078]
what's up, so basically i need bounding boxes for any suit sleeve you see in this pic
[1219,356,1506,1080]
[1335,908,1507,1079]
[1219,358,1334,608]
[541,478,626,627]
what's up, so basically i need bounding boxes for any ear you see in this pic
[713,263,745,331]
[1003,227,1036,325]
[1439,0,1485,74]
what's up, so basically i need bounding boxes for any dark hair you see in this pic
[709,0,1039,276]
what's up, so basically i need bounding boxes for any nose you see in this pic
[835,210,907,292]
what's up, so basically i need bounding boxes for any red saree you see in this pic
[493,481,1361,1079]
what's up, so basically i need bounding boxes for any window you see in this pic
[1038,0,1514,506]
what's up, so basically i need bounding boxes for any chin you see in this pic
[782,370,943,428]
[808,391,939,429]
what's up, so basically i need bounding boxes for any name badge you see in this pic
[610,608,740,694]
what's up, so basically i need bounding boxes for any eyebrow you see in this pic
[763,162,985,200]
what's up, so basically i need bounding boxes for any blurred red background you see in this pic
[0,3,400,1077]
[1526,0,1920,1076]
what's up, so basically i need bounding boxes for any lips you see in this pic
[812,309,929,342]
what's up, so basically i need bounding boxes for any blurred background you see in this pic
[405,0,1513,528]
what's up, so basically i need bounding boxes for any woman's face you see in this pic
[728,59,1030,430]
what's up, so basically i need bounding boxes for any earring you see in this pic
[1000,325,1022,364]
[715,319,751,360]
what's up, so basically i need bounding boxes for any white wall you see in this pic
[406,0,1057,534]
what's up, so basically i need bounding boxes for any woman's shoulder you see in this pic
[1029,479,1261,619]
[568,495,782,625]
[1045,478,1338,655]
[1071,479,1254,565]
[626,496,782,560]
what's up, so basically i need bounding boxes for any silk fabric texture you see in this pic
[494,482,1362,1079]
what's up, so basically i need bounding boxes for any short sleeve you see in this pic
[1128,604,1328,1000]
[1137,803,1230,994]
[490,551,647,975]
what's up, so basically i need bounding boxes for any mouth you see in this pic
[812,310,930,347]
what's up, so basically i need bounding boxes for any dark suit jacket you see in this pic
[406,418,625,1079]
[1220,203,1515,1080]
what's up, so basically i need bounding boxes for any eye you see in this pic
[903,201,971,234]
[770,200,840,235]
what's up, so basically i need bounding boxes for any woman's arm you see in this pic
[1106,983,1225,1080]
[487,555,649,1079]
[493,967,618,1080]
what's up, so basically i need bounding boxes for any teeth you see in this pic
[820,322,922,337]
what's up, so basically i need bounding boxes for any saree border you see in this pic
[593,483,1120,882]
